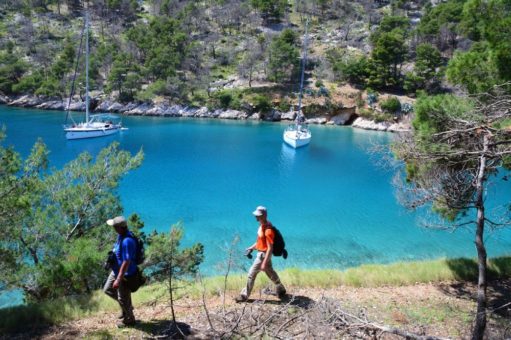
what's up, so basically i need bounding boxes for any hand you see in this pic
[261,262,266,271]
[113,278,120,289]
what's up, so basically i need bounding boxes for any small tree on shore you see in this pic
[145,225,204,333]
[392,87,511,340]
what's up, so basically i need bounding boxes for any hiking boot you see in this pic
[277,288,287,300]
[262,287,275,296]
[234,295,247,303]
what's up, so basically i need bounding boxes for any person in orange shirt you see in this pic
[235,206,286,302]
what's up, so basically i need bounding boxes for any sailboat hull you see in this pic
[283,129,311,148]
[65,125,121,140]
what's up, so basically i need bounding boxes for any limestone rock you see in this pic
[263,110,281,121]
[0,94,10,104]
[281,110,296,121]
[182,107,200,117]
[126,103,151,115]
[146,105,166,116]
[68,101,86,111]
[107,102,125,112]
[330,113,353,125]
[352,117,390,131]
[306,117,328,124]
[194,107,210,118]
[95,100,113,112]
[248,112,261,120]
[219,109,248,120]
[9,95,42,107]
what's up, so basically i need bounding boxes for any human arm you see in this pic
[113,259,131,289]
[246,242,256,252]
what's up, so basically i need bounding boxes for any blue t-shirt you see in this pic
[112,231,138,277]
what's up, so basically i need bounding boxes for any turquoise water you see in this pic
[1,105,510,307]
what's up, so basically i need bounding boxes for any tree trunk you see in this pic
[249,65,253,88]
[472,134,489,340]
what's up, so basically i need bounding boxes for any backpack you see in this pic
[268,225,288,259]
[123,233,145,265]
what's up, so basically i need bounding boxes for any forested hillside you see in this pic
[0,0,510,118]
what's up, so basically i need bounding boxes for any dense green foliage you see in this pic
[0,127,205,306]
[0,132,144,302]
[0,0,510,105]
[267,29,300,83]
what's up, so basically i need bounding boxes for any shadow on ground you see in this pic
[243,294,315,308]
[440,257,511,319]
[134,320,192,339]
[0,294,100,338]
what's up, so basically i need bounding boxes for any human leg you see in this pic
[117,278,135,324]
[238,252,264,300]
[263,259,286,297]
[104,272,127,320]
[103,272,118,300]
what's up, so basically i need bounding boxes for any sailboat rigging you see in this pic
[283,19,312,148]
[64,12,122,140]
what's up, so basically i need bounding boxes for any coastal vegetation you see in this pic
[392,88,511,337]
[0,0,509,121]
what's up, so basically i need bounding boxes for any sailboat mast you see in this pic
[297,19,309,118]
[85,11,90,124]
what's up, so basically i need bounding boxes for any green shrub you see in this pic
[34,78,62,98]
[380,96,401,113]
[217,90,233,108]
[374,112,393,123]
[278,98,291,112]
[213,89,242,110]
[358,108,374,119]
[12,72,43,94]
[333,55,371,86]
[135,80,167,102]
[252,94,272,113]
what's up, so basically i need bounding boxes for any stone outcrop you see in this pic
[306,117,328,125]
[280,110,296,121]
[1,94,410,133]
[330,113,353,125]
[0,93,11,104]
[9,95,43,107]
[351,117,410,132]
[219,109,248,120]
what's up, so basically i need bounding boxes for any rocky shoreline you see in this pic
[1,94,410,133]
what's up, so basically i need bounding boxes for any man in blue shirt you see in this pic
[103,216,137,327]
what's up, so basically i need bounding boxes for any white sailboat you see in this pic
[283,20,311,148]
[64,12,122,140]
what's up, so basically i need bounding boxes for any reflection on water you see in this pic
[278,143,296,176]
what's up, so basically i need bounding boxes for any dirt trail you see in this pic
[9,280,511,339]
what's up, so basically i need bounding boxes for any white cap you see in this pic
[252,206,267,216]
[106,216,127,228]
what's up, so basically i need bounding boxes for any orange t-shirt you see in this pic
[255,222,275,252]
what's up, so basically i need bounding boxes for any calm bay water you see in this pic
[1,105,510,307]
